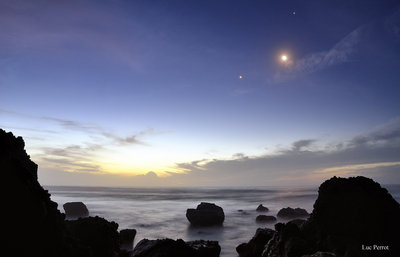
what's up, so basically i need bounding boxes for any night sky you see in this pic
[1,0,400,186]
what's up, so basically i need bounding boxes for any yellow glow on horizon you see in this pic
[313,161,400,174]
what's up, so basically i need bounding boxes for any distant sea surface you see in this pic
[46,185,400,257]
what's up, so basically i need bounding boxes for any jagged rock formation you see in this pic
[1,129,71,257]
[131,238,221,257]
[236,228,276,257]
[260,176,400,257]
[1,129,131,257]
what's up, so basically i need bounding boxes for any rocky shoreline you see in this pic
[2,129,400,257]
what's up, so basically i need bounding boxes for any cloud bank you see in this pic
[39,118,400,187]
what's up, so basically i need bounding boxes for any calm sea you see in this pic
[46,185,400,257]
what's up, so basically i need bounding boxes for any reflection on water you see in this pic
[46,185,400,257]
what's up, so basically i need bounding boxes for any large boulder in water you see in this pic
[131,238,220,257]
[236,228,275,257]
[186,202,225,226]
[63,201,89,218]
[262,176,400,257]
[277,207,309,219]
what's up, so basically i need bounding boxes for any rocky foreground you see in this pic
[2,128,400,257]
[237,176,400,257]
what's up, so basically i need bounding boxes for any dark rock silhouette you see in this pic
[186,202,225,226]
[1,129,71,257]
[256,215,277,223]
[263,221,311,257]
[256,204,269,212]
[236,228,275,257]
[1,129,132,257]
[261,176,400,257]
[66,216,121,257]
[63,201,89,218]
[131,238,220,257]
[287,219,306,229]
[277,207,309,219]
[302,252,337,257]
[187,240,221,257]
[119,228,137,247]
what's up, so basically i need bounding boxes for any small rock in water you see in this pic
[256,204,269,212]
[277,207,308,218]
[63,202,89,218]
[255,215,277,223]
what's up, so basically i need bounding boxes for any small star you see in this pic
[239,75,243,79]
[292,11,296,15]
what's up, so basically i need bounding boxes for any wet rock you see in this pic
[263,221,311,257]
[63,202,89,218]
[66,216,120,257]
[256,204,269,212]
[187,240,221,257]
[186,202,225,226]
[120,229,136,249]
[132,238,220,257]
[256,215,277,223]
[236,228,275,257]
[277,207,309,219]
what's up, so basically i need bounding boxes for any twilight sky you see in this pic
[1,0,400,186]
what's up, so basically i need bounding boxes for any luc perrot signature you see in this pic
[361,245,390,251]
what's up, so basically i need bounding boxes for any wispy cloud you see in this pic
[0,108,160,174]
[385,7,400,41]
[37,117,400,187]
[38,144,103,173]
[272,8,400,83]
[273,26,364,83]
[163,118,400,186]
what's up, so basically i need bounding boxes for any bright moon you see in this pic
[281,55,288,62]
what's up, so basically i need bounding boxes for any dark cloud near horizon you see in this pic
[168,118,400,186]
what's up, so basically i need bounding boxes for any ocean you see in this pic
[46,185,400,257]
